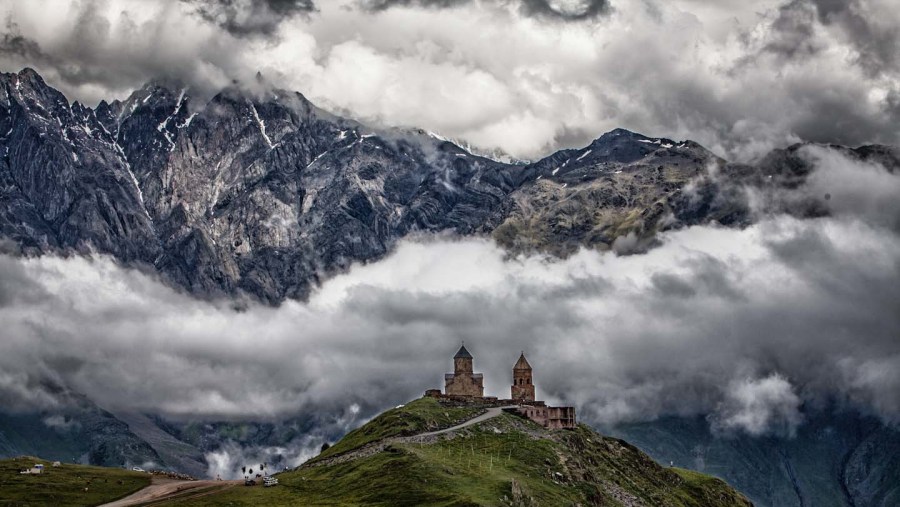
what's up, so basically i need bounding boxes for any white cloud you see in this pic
[43,414,82,432]
[0,209,897,436]
[205,440,318,479]
[711,375,804,437]
[801,145,900,228]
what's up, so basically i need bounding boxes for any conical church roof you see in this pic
[514,352,532,370]
[454,344,473,359]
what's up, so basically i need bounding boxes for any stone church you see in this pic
[444,344,484,397]
[511,352,535,402]
[427,344,576,429]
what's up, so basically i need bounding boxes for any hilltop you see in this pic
[173,397,752,506]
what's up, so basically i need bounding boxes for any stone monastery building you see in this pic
[427,344,576,430]
[444,344,484,397]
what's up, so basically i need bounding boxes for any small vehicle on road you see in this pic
[132,467,145,472]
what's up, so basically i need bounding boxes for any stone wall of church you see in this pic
[511,376,535,401]
[445,373,484,397]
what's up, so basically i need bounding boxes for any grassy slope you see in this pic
[0,456,150,507]
[315,398,484,461]
[177,398,752,506]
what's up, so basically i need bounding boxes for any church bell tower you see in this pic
[454,343,473,374]
[511,352,535,402]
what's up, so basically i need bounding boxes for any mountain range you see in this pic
[6,67,897,303]
[1,67,899,506]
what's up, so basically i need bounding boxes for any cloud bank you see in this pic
[1,0,898,160]
[0,146,897,443]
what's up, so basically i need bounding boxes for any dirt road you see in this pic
[99,476,240,507]
[419,406,516,437]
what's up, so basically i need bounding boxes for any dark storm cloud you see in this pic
[362,0,610,20]
[0,22,45,63]
[0,1,253,104]
[650,273,697,299]
[724,0,900,153]
[183,0,315,36]
[0,16,144,96]
[2,2,133,90]
[519,0,609,20]
[810,0,900,77]
[362,0,469,10]
[756,0,822,60]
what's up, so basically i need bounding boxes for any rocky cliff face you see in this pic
[1,69,531,301]
[8,68,895,303]
[0,69,156,260]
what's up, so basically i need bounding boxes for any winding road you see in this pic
[419,406,518,437]
[99,477,240,507]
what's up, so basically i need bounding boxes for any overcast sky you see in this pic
[1,0,899,160]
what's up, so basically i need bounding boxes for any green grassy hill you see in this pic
[0,456,150,506]
[315,399,484,461]
[173,397,752,506]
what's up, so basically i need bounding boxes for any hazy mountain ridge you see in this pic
[0,382,162,470]
[608,410,900,507]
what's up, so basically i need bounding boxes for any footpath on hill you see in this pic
[305,405,518,469]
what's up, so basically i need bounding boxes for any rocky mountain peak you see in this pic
[0,68,159,261]
[2,68,71,122]
[5,67,46,91]
[584,128,687,164]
